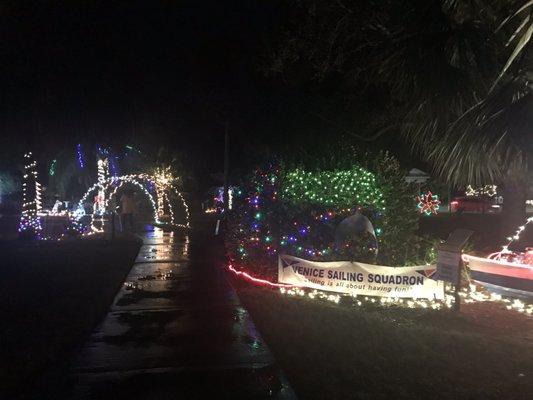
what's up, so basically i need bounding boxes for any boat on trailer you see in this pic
[465,253,533,299]
[463,217,533,299]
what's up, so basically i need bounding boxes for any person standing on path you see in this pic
[120,191,136,232]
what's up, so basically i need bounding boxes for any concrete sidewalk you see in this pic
[69,226,296,399]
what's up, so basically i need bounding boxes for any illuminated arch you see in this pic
[105,178,160,224]
[76,174,190,232]
[172,187,190,228]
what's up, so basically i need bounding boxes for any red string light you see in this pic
[227,264,296,288]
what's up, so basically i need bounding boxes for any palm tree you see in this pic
[269,0,531,236]
[425,1,533,233]
[366,0,501,160]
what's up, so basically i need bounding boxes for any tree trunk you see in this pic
[501,180,527,241]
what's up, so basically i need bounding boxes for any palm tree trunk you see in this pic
[501,180,527,240]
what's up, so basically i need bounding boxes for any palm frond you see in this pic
[496,0,533,32]
[429,78,532,186]
[493,20,533,89]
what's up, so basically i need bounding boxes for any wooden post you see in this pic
[452,259,462,312]
[436,229,473,312]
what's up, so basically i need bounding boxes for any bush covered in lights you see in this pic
[226,153,437,278]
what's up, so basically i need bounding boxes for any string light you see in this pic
[172,187,190,228]
[76,143,85,169]
[282,168,385,209]
[232,166,384,263]
[506,217,533,243]
[228,264,295,288]
[80,175,160,233]
[277,283,533,314]
[76,173,189,233]
[109,155,119,177]
[416,191,440,215]
[93,158,109,216]
[228,258,468,311]
[214,187,235,211]
[105,177,160,223]
[19,152,42,236]
[154,166,175,219]
[465,184,497,197]
[475,217,533,266]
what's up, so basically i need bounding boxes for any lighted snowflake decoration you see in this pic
[416,191,441,215]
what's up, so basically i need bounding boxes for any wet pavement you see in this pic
[70,225,296,399]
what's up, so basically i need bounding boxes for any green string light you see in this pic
[282,168,385,209]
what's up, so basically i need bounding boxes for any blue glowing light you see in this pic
[76,144,85,169]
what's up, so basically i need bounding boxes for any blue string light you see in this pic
[76,144,85,169]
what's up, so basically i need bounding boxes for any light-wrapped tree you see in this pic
[19,152,42,238]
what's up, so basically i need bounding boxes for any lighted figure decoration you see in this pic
[51,199,62,214]
[334,212,378,256]
[213,186,237,212]
[93,193,105,215]
[416,191,440,215]
[465,184,497,197]
[19,152,43,237]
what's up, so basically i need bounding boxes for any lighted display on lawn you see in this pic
[77,173,190,233]
[18,150,191,240]
[227,163,388,266]
[19,152,43,237]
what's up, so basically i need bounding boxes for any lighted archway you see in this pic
[105,178,160,224]
[76,174,190,232]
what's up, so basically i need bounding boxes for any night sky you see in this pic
[0,1,412,183]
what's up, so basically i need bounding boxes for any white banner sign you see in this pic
[278,254,444,299]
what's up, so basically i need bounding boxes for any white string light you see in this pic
[278,285,533,314]
[172,186,190,228]
[76,173,189,233]
[465,184,497,197]
[19,152,43,236]
[506,216,533,242]
[93,158,109,216]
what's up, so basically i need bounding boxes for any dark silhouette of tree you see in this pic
[267,0,532,236]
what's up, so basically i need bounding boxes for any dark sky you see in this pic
[0,1,288,175]
[0,0,415,184]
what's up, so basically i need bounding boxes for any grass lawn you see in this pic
[235,282,533,400]
[0,237,141,399]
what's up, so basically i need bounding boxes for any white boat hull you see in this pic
[466,255,533,299]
